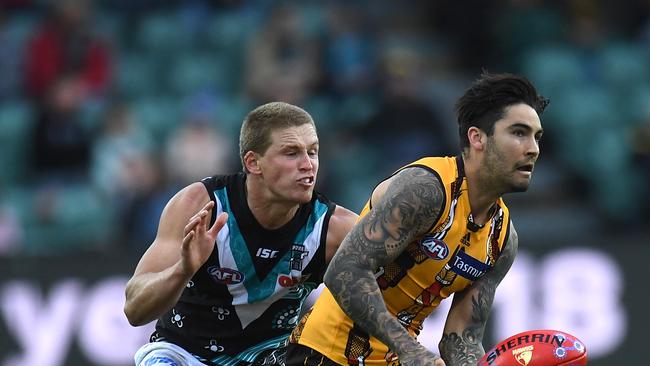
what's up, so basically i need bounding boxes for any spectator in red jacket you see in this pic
[24,0,111,99]
[24,0,113,182]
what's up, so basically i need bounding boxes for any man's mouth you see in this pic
[298,176,314,185]
[516,164,534,173]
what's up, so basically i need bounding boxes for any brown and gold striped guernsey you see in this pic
[291,156,511,366]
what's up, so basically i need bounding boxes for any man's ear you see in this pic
[243,151,261,174]
[467,126,486,151]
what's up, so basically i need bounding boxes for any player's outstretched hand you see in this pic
[180,201,228,276]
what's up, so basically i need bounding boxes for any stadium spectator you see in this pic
[165,94,235,186]
[24,0,112,182]
[24,0,111,99]
[245,4,322,104]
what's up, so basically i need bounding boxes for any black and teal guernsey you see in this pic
[151,172,336,366]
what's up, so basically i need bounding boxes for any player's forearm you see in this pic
[439,225,517,366]
[124,262,191,326]
[324,256,420,357]
[438,287,491,365]
[438,292,489,365]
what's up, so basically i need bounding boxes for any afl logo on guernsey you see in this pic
[420,236,449,260]
[207,266,244,285]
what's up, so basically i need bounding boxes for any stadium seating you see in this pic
[0,100,34,185]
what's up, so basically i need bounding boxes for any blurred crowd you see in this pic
[0,0,649,256]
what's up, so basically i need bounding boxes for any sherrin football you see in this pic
[478,329,587,366]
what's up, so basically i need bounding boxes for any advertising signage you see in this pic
[0,243,644,366]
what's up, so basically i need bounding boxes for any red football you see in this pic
[478,329,587,366]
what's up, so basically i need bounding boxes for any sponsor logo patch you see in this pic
[289,244,308,271]
[207,266,244,285]
[256,248,280,259]
[420,236,449,260]
[449,250,491,281]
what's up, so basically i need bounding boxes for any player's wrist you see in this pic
[390,334,429,361]
[398,346,441,366]
[172,260,196,284]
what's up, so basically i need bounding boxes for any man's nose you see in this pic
[526,136,540,158]
[298,153,313,170]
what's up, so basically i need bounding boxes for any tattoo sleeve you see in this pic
[438,222,519,366]
[323,167,445,359]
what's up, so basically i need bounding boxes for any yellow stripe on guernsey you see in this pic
[291,156,510,366]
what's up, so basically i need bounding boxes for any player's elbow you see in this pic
[123,297,151,327]
[124,309,150,327]
[323,256,370,291]
[124,301,143,326]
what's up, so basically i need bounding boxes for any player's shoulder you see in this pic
[181,181,209,200]
[331,205,358,225]
[389,155,454,185]
[326,205,357,238]
[378,164,445,199]
[394,164,444,183]
[364,161,445,212]
[166,181,210,212]
[504,220,519,250]
[398,156,456,177]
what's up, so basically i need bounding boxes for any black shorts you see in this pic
[285,342,340,366]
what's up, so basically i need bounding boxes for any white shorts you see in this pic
[134,342,208,366]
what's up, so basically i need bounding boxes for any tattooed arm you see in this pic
[323,167,446,366]
[438,222,519,366]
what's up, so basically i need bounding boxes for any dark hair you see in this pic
[239,102,315,172]
[455,72,549,150]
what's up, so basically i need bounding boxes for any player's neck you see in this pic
[245,178,299,230]
[462,154,500,225]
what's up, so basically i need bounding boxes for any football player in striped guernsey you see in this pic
[286,73,548,366]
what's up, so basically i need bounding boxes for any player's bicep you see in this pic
[133,183,210,276]
[325,205,359,264]
[334,167,445,271]
[443,222,518,336]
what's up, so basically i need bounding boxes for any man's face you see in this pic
[483,103,543,193]
[256,124,319,204]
